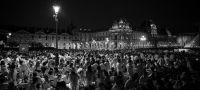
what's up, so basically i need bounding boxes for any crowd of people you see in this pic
[0,49,200,90]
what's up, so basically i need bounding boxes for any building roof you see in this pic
[109,19,133,32]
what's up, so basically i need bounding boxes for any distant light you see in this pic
[53,5,60,14]
[140,36,146,41]
[8,33,12,36]
[92,40,96,43]
[7,33,12,38]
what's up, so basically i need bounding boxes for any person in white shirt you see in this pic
[116,59,122,74]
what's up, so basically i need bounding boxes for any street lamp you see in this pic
[53,5,60,50]
[53,4,60,66]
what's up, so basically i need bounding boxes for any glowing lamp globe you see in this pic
[53,5,60,14]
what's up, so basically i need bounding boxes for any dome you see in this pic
[111,19,132,30]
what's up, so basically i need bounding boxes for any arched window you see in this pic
[45,43,48,47]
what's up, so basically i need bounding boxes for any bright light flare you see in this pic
[53,5,60,14]
[8,33,12,36]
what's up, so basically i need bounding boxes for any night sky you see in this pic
[0,0,199,33]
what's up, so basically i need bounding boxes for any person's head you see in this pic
[111,67,115,71]
[42,61,47,66]
[0,61,5,66]
[115,75,123,86]
[128,60,132,64]
[71,70,76,75]
[103,70,109,77]
[44,75,49,82]
[36,83,42,89]
[132,73,139,80]
[9,61,16,70]
[19,60,23,65]
[87,65,92,71]
[97,65,101,71]
[143,70,148,77]
[49,79,54,86]
[66,61,70,65]
[70,63,73,68]
[98,82,105,89]
[117,58,121,63]
[33,72,37,77]
[36,61,40,67]
[59,81,67,88]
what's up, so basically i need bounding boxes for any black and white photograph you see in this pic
[0,0,200,90]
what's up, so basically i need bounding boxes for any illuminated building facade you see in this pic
[6,19,186,50]
[74,19,151,50]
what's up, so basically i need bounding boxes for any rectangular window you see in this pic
[52,36,54,40]
[46,36,48,40]
[46,43,48,47]
[32,35,34,40]
[115,35,117,40]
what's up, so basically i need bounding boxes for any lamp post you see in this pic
[53,5,60,50]
[53,5,60,66]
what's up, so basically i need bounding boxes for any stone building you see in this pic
[6,19,182,50]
